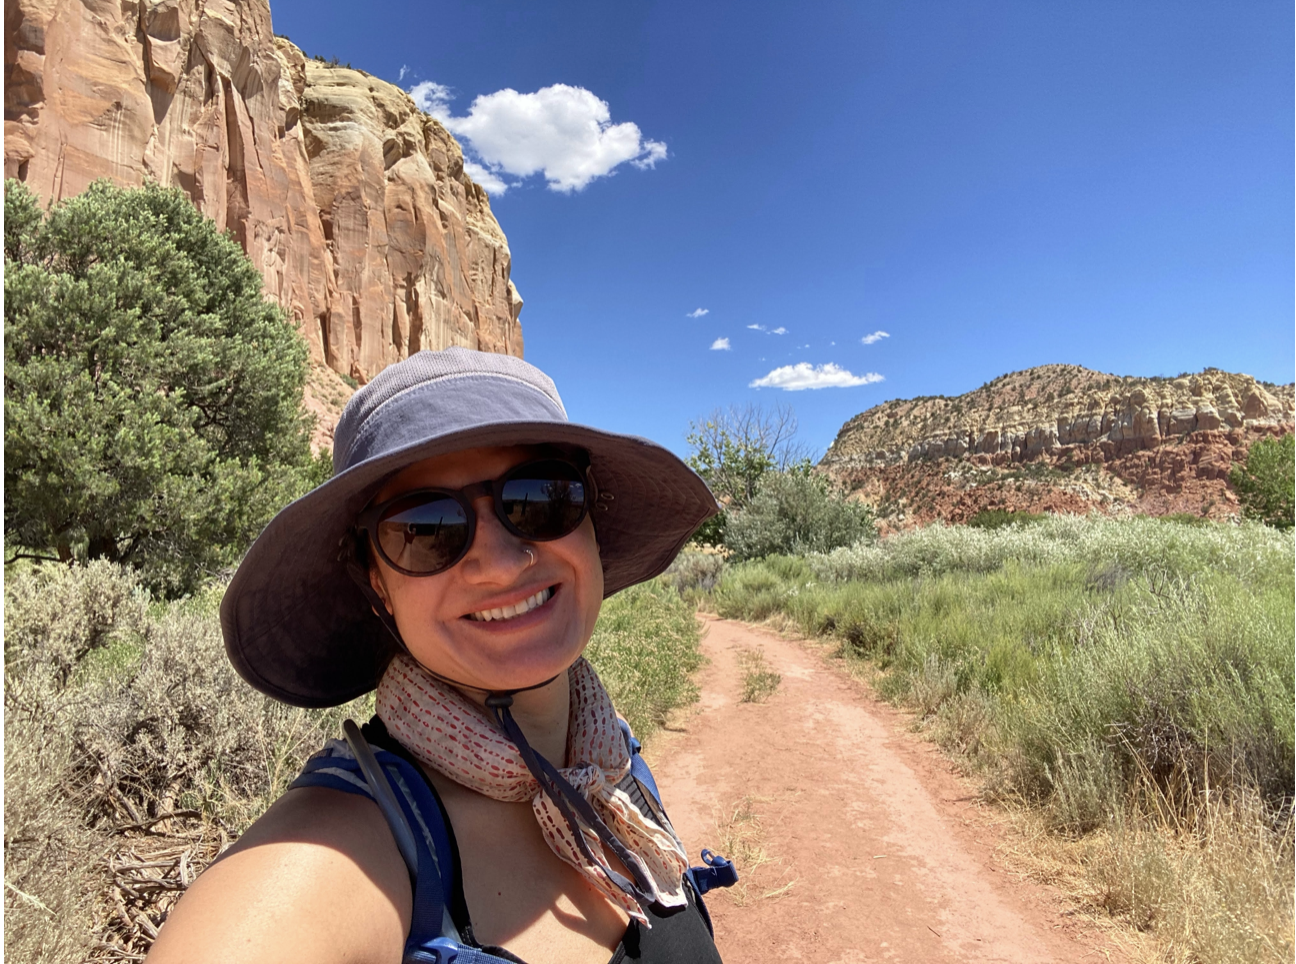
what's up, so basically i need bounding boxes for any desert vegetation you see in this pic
[670,515,1294,963]
[685,403,874,556]
[3,561,702,962]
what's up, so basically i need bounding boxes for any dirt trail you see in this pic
[647,616,1123,964]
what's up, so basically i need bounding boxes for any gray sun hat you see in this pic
[220,347,718,708]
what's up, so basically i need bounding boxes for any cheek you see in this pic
[573,521,604,627]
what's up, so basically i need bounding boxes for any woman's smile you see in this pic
[465,584,556,622]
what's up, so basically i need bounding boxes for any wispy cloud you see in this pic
[747,323,765,331]
[750,362,884,391]
[861,330,890,345]
[410,81,454,116]
[398,65,409,82]
[687,308,710,318]
[410,81,667,194]
[710,337,731,351]
[771,326,787,335]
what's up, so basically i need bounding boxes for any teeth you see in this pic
[469,587,552,622]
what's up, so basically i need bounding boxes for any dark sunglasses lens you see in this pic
[376,495,470,573]
[500,461,586,540]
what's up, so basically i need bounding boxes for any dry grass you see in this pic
[1001,786,1293,964]
[736,647,781,704]
[710,795,796,906]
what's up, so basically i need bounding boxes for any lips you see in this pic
[467,586,553,622]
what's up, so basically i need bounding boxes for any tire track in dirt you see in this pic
[646,616,1123,964]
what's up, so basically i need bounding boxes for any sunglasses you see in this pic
[357,458,590,577]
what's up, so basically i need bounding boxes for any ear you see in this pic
[368,564,394,615]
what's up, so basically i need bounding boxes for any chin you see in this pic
[413,635,585,694]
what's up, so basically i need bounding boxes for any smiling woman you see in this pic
[145,348,725,964]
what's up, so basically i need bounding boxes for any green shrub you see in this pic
[810,515,1292,584]
[4,179,327,595]
[689,509,728,549]
[725,471,875,561]
[1232,434,1294,530]
[662,549,727,596]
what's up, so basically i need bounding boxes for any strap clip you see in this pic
[688,849,738,895]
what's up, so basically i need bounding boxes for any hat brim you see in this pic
[220,421,718,707]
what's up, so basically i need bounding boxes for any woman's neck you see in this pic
[462,671,572,767]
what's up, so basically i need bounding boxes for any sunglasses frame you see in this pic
[356,457,592,578]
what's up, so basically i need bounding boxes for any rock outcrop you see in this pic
[820,365,1294,527]
[4,0,523,445]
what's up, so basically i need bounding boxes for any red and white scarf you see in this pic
[376,653,689,924]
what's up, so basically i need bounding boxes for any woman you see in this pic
[147,347,726,964]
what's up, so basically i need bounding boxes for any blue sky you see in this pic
[272,0,1293,460]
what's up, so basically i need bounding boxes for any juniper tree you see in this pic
[4,179,328,594]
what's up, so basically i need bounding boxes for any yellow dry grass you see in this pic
[710,795,797,907]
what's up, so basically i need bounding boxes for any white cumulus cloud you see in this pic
[687,308,710,318]
[747,323,765,331]
[861,330,890,345]
[771,326,788,335]
[750,363,884,391]
[411,81,667,194]
[710,337,731,351]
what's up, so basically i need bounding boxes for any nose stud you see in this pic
[523,547,536,567]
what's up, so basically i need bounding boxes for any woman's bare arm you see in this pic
[146,788,412,964]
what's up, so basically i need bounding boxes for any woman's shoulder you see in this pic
[146,772,412,964]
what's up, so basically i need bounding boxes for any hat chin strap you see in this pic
[347,560,661,913]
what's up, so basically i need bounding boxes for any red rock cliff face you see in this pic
[4,0,522,411]
[820,366,1295,528]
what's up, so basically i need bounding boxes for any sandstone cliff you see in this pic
[4,0,523,444]
[820,366,1294,526]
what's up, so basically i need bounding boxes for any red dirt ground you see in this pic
[646,616,1126,964]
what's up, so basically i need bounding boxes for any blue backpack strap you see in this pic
[618,719,664,807]
[615,719,738,908]
[290,730,463,957]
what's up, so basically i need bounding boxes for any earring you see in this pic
[523,547,536,567]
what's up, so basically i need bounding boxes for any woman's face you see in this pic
[366,445,604,692]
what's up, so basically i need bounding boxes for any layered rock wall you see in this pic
[4,0,522,402]
[821,365,1295,526]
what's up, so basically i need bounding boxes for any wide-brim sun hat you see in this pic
[221,347,718,708]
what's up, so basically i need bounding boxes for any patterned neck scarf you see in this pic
[376,653,689,925]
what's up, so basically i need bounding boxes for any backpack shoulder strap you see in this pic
[289,721,463,956]
[614,719,738,905]
[617,718,664,808]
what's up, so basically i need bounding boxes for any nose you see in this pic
[458,495,531,583]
